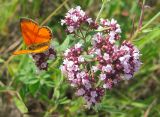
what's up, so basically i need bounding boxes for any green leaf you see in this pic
[29,82,40,95]
[69,98,84,113]
[7,65,15,77]
[96,104,123,114]
[102,0,107,3]
[95,27,110,32]
[20,77,39,85]
[130,101,147,108]
[13,96,28,113]
[142,27,160,33]
[44,80,54,87]
[86,31,97,36]
[59,97,71,104]
[0,58,4,63]
[134,29,160,48]
[59,35,71,51]
[83,54,95,61]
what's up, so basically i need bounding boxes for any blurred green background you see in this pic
[0,0,160,117]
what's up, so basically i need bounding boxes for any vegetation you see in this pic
[0,0,160,117]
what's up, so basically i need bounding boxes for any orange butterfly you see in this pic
[13,18,52,55]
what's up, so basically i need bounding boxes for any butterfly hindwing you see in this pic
[13,49,32,55]
[33,26,52,44]
[13,45,49,55]
[31,45,49,53]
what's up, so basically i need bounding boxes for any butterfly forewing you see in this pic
[20,18,39,46]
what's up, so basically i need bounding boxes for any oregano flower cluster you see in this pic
[61,6,93,33]
[61,6,141,108]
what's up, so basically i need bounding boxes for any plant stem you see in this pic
[95,0,106,22]
[79,28,86,43]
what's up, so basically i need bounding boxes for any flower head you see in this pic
[61,6,94,33]
[61,6,141,108]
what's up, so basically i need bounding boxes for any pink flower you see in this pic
[124,74,133,80]
[102,65,112,72]
[61,6,93,33]
[91,91,98,97]
[78,56,85,62]
[61,6,141,108]
[100,73,106,80]
[103,53,110,61]
[103,79,112,89]
[75,43,82,49]
[86,18,93,24]
[92,66,98,72]
[109,31,116,44]
[76,88,85,96]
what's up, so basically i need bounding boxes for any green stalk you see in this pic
[95,0,107,22]
[129,11,160,42]
[141,12,160,30]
